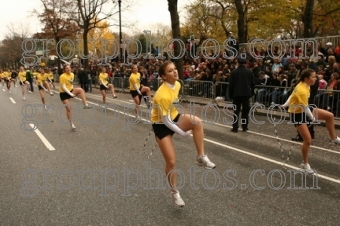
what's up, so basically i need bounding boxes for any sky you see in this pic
[0,0,189,40]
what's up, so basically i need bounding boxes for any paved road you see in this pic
[0,84,339,226]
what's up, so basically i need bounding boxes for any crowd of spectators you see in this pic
[67,40,340,115]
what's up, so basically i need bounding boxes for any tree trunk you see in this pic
[234,0,246,44]
[303,0,315,38]
[83,29,89,70]
[168,0,184,80]
[55,37,61,73]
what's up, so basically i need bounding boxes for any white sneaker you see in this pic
[171,191,185,207]
[330,136,340,145]
[300,163,315,174]
[83,105,93,109]
[23,96,25,100]
[28,91,32,93]
[70,123,76,131]
[196,155,216,169]
[50,91,54,96]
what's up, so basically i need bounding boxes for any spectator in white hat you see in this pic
[325,42,334,58]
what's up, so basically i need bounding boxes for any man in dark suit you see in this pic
[77,68,87,92]
[229,56,255,132]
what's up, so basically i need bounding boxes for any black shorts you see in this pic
[60,89,74,101]
[38,85,44,91]
[130,88,144,103]
[19,81,26,86]
[290,113,310,126]
[100,85,108,90]
[130,86,143,98]
[152,114,181,140]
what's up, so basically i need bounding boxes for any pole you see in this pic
[119,0,122,60]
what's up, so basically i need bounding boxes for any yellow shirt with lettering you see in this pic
[59,73,74,93]
[18,71,27,82]
[3,72,11,80]
[36,73,47,86]
[47,73,54,81]
[129,72,141,90]
[99,73,109,86]
[151,81,181,123]
[288,82,310,114]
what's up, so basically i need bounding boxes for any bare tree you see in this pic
[35,0,79,72]
[67,0,118,69]
[209,0,234,39]
[0,23,31,68]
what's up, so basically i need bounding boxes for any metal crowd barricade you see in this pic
[107,74,340,120]
[252,85,291,106]
[312,89,340,119]
[122,77,130,93]
[111,77,125,93]
[147,78,162,92]
[181,80,215,104]
[214,83,292,106]
[189,80,340,120]
[253,85,340,120]
[91,76,99,89]
[177,79,190,103]
[214,81,230,102]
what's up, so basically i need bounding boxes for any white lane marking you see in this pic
[29,124,56,151]
[212,121,340,155]
[202,137,340,184]
[52,89,340,184]
[83,91,340,154]
[58,89,340,153]
[109,105,340,184]
[106,100,340,184]
[9,97,16,104]
[57,88,340,150]
[86,92,136,105]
